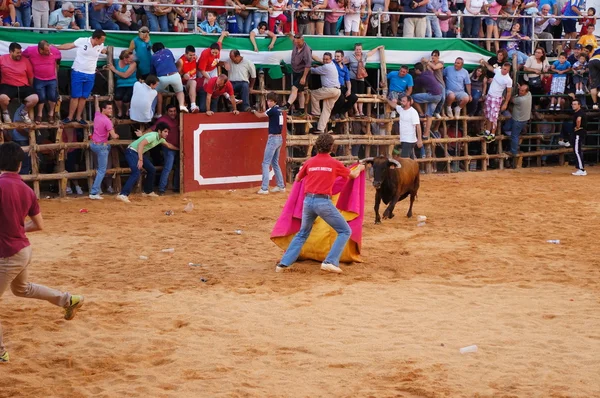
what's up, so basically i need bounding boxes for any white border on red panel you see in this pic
[193,122,273,185]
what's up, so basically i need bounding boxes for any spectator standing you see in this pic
[116,123,178,203]
[22,40,61,124]
[462,0,487,39]
[275,133,364,274]
[332,50,358,118]
[253,0,270,29]
[589,47,600,109]
[146,104,180,195]
[480,61,513,142]
[443,57,472,118]
[310,52,341,134]
[56,30,107,125]
[89,0,120,30]
[129,74,159,123]
[426,0,451,38]
[249,21,277,52]
[0,142,84,365]
[345,0,366,36]
[233,0,254,33]
[467,66,486,116]
[382,94,422,158]
[345,43,383,116]
[484,0,503,52]
[269,0,288,33]
[226,50,256,112]
[203,74,240,115]
[252,92,286,195]
[384,65,414,103]
[31,0,48,28]
[505,83,531,167]
[523,47,550,101]
[198,10,223,33]
[107,50,137,118]
[412,62,442,137]
[150,42,189,116]
[15,0,30,27]
[423,49,445,118]
[145,0,171,32]
[201,0,230,30]
[49,2,80,29]
[89,100,119,200]
[570,98,587,176]
[325,0,345,35]
[176,45,199,113]
[563,0,584,47]
[572,54,588,95]
[113,3,139,31]
[579,7,596,36]
[0,43,38,124]
[549,52,571,110]
[129,27,153,80]
[282,33,312,116]
[402,0,429,38]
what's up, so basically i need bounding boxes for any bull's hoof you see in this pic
[375,219,381,224]
[388,213,395,219]
[406,212,413,218]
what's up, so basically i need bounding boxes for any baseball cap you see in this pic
[574,44,583,49]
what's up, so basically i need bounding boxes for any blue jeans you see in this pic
[15,5,31,27]
[509,119,528,155]
[232,81,250,111]
[261,134,284,191]
[197,88,219,112]
[426,15,442,38]
[236,11,253,33]
[33,78,58,104]
[280,196,352,267]
[159,147,179,193]
[90,18,119,31]
[508,49,528,65]
[462,15,481,38]
[467,88,482,115]
[90,142,110,195]
[434,83,446,115]
[253,10,268,28]
[15,140,31,175]
[121,148,156,196]
[146,13,169,32]
[412,92,442,116]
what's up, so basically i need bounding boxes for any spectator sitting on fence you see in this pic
[310,52,341,134]
[331,50,358,120]
[143,104,180,195]
[197,31,228,108]
[150,42,189,117]
[0,42,38,124]
[500,22,530,66]
[116,122,178,203]
[572,54,588,95]
[176,45,200,113]
[89,0,120,30]
[203,74,240,115]
[282,33,312,117]
[49,2,80,30]
[383,65,414,104]
[89,99,119,200]
[22,40,61,124]
[107,50,137,119]
[443,57,472,119]
[411,62,442,139]
[130,74,159,123]
[249,21,277,52]
[479,60,513,142]
[549,52,572,111]
[197,10,223,33]
[129,27,153,80]
[56,29,107,125]
[225,49,256,112]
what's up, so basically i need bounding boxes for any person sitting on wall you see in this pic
[224,49,256,112]
[0,42,38,124]
[176,45,200,113]
[22,40,61,124]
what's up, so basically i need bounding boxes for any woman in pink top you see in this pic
[22,40,62,124]
[324,0,345,35]
[485,0,506,52]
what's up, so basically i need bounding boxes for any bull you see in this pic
[359,156,420,224]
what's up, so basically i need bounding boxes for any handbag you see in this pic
[356,58,368,79]
[528,75,542,88]
[498,8,516,31]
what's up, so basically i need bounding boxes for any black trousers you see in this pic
[332,86,358,115]
[572,129,586,170]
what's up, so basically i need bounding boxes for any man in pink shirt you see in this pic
[89,98,119,200]
[0,42,39,124]
[0,142,84,364]
[22,40,62,124]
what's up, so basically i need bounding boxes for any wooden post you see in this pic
[107,46,115,98]
[55,126,66,197]
[28,128,40,198]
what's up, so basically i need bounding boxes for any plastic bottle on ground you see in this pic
[161,248,175,253]
[459,345,478,354]
[546,240,560,244]
[184,202,194,213]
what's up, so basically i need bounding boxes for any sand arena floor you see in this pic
[1,166,599,398]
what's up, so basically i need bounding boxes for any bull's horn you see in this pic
[388,158,402,168]
[359,157,375,164]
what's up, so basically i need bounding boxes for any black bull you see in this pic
[360,156,420,224]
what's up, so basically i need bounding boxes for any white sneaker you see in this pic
[116,194,131,203]
[270,186,286,193]
[75,186,83,195]
[257,189,269,195]
[66,187,73,195]
[320,262,342,273]
[179,106,189,113]
[19,109,32,124]
[555,105,561,111]
[434,112,442,119]
[454,106,461,119]
[275,264,286,272]
[142,192,159,197]
[593,104,599,110]
[572,169,587,176]
[89,194,103,200]
[558,140,567,147]
[445,106,453,118]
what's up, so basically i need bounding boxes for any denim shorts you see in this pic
[33,78,58,103]
[484,17,497,26]
[71,70,95,99]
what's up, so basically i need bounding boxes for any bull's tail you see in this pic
[413,170,420,200]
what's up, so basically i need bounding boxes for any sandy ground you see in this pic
[1,165,599,398]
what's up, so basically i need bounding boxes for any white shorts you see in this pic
[344,13,361,33]
[157,73,184,94]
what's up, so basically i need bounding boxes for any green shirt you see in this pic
[129,132,165,154]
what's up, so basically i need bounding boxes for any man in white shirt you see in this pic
[56,29,107,125]
[479,60,513,142]
[381,94,423,158]
[130,75,159,123]
[310,52,341,134]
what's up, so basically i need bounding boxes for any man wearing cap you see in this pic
[282,33,313,117]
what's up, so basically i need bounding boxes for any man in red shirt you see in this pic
[0,42,39,124]
[204,74,240,116]
[176,45,199,113]
[276,134,364,274]
[0,142,84,363]
[197,31,228,111]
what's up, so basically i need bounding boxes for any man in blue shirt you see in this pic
[385,65,414,103]
[89,1,120,31]
[563,0,584,45]
[332,50,358,119]
[443,57,472,118]
[150,42,189,118]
